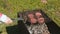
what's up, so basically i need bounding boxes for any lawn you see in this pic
[0,0,60,34]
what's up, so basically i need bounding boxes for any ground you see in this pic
[0,0,60,34]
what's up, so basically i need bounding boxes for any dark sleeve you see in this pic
[17,20,30,34]
[6,20,30,34]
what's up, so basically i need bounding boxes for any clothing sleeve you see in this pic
[0,13,13,24]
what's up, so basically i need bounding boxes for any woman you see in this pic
[35,12,50,34]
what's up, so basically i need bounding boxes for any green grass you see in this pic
[0,0,60,34]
